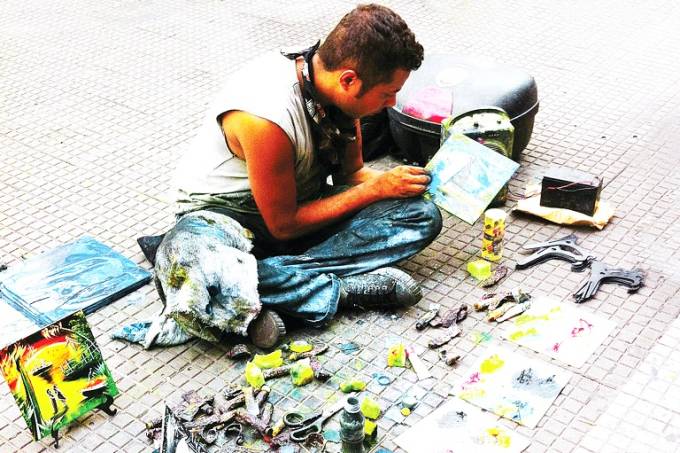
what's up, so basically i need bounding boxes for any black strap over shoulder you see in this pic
[281,42,356,176]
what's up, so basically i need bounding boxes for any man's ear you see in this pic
[339,69,362,93]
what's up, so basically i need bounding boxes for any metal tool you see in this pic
[573,260,644,303]
[432,303,469,328]
[515,234,595,270]
[224,422,244,445]
[283,400,344,442]
[427,324,462,348]
[479,264,510,288]
[416,304,441,330]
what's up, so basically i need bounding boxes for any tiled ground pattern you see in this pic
[2,1,680,452]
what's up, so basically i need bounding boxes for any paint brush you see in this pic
[496,302,531,323]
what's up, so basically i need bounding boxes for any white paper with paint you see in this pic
[501,297,616,368]
[394,398,531,453]
[451,344,571,428]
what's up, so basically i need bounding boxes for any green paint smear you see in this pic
[472,331,492,344]
[167,260,189,289]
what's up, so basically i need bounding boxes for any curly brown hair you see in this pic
[318,4,424,94]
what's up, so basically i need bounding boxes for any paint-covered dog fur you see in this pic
[116,211,260,348]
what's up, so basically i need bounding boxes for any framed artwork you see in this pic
[501,297,616,367]
[395,398,530,452]
[452,344,570,428]
[0,311,118,442]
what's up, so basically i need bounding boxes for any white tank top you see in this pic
[173,52,324,214]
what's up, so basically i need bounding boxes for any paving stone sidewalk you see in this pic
[2,1,680,452]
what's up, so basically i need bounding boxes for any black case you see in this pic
[387,54,539,165]
[540,168,602,216]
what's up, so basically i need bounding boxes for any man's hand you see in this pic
[368,165,431,199]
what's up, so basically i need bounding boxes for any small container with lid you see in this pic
[340,396,365,453]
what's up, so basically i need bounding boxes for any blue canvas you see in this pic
[424,134,520,224]
[0,237,151,347]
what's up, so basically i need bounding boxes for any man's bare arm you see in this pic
[333,121,383,186]
[225,112,429,241]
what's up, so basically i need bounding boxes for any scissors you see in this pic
[283,400,344,442]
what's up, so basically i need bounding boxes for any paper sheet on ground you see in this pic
[394,398,530,453]
[501,297,616,368]
[451,344,571,428]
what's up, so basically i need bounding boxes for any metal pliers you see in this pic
[515,234,596,270]
[573,260,644,303]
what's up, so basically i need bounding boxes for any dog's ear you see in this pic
[137,234,166,265]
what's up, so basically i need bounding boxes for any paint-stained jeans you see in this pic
[204,196,442,327]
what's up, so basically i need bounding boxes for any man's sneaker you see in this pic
[248,309,286,349]
[340,267,422,309]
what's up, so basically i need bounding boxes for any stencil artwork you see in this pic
[0,311,118,441]
[501,297,616,367]
[424,133,519,224]
[394,398,530,452]
[452,344,570,428]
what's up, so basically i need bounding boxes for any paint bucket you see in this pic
[481,209,506,262]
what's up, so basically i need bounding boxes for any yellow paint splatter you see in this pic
[480,354,504,374]
[496,405,516,418]
[487,426,512,448]
[459,388,486,400]
[509,327,538,341]
[514,313,551,326]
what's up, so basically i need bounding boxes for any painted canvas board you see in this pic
[0,311,118,441]
[501,297,616,368]
[452,344,571,428]
[0,236,151,348]
[394,398,530,453]
[424,134,519,224]
[0,300,37,351]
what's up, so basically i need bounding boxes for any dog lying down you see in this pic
[113,211,261,349]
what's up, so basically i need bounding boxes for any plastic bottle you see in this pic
[340,396,365,453]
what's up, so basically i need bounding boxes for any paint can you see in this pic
[481,209,506,262]
[340,396,365,453]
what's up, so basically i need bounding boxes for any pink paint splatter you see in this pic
[465,372,480,386]
[571,318,593,337]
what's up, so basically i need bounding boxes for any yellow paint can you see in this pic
[481,209,507,262]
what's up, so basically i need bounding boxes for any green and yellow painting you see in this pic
[0,311,118,441]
